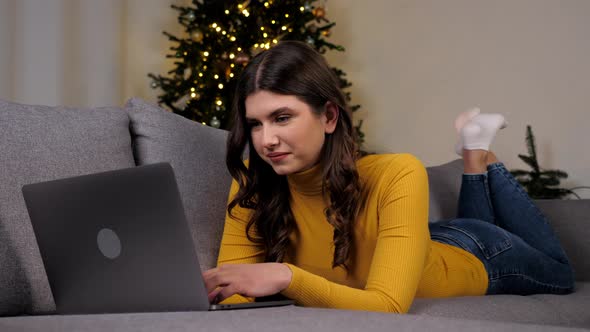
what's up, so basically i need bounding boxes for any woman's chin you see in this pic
[271,165,294,176]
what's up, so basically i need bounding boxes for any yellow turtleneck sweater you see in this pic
[217,153,488,313]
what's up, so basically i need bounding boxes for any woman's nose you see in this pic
[262,127,279,148]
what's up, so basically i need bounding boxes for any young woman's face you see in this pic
[245,90,337,175]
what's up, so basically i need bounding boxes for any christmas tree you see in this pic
[510,125,574,199]
[148,0,364,144]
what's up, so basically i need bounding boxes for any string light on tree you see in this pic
[191,29,204,42]
[148,0,364,146]
[210,116,221,128]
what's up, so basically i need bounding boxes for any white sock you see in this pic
[461,113,507,152]
[454,107,481,156]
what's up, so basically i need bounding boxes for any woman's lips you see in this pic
[267,152,289,162]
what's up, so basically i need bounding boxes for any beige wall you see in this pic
[1,0,588,197]
[0,0,184,106]
[324,0,590,197]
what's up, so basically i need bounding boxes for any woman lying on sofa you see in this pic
[202,41,574,313]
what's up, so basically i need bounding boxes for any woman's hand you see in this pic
[202,263,293,303]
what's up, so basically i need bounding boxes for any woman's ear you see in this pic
[324,101,339,134]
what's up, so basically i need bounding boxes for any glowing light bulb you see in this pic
[190,87,195,92]
[198,73,203,77]
[237,47,242,51]
[218,83,224,89]
[285,13,289,18]
[212,23,218,28]
[203,51,209,57]
[225,10,229,14]
[217,100,223,106]
[230,36,236,41]
[214,74,219,79]
[191,92,196,98]
[281,26,287,31]
[229,53,235,59]
[216,27,221,32]
[263,33,268,38]
[300,6,304,12]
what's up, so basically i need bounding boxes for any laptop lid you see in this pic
[22,163,211,314]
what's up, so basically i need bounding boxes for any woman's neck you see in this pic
[287,162,324,196]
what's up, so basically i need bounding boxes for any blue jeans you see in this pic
[429,163,574,295]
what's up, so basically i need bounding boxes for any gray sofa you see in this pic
[1,98,589,331]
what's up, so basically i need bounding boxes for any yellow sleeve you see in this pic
[217,178,265,304]
[281,155,430,313]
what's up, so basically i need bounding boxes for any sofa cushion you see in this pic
[426,159,463,222]
[0,99,136,315]
[535,199,590,281]
[125,98,231,272]
[410,282,590,328]
[0,305,583,332]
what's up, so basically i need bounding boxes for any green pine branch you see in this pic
[510,125,572,199]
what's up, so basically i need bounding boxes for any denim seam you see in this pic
[459,174,496,224]
[430,234,470,253]
[440,225,512,259]
[482,177,495,224]
[462,174,487,181]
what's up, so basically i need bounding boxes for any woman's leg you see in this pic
[449,112,574,292]
[484,156,571,265]
[456,150,495,223]
[456,114,571,265]
[454,110,506,224]
[429,218,575,295]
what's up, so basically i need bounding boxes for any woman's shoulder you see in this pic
[357,153,426,175]
[356,153,428,196]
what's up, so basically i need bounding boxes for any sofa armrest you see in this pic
[535,199,590,281]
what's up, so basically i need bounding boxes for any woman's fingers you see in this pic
[203,264,288,302]
[202,267,226,293]
[208,287,223,303]
[203,265,242,295]
[215,284,240,303]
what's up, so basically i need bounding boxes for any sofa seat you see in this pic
[1,306,587,332]
[411,282,590,327]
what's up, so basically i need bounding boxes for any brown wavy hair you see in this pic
[226,41,363,271]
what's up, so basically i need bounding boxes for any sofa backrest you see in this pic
[0,99,136,316]
[125,98,232,273]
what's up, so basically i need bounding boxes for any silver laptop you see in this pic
[22,163,293,314]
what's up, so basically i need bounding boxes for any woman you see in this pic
[203,41,574,313]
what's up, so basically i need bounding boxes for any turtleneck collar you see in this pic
[287,162,324,196]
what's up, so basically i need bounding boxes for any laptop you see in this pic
[22,163,294,314]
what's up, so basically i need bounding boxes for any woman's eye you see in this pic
[276,115,290,123]
[248,121,261,128]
